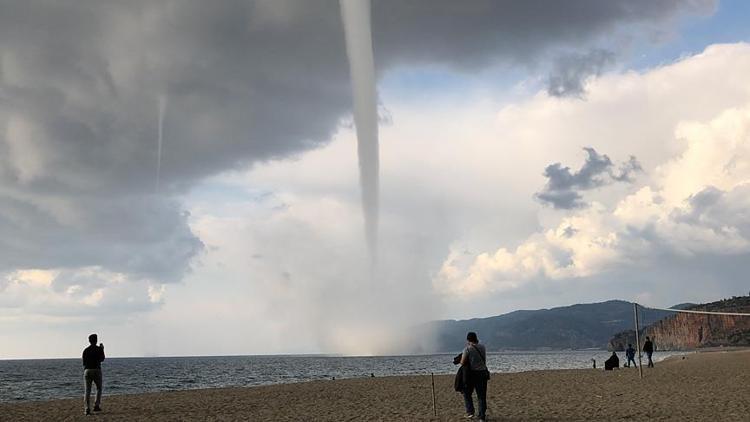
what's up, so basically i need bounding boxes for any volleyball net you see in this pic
[641,306,750,317]
[629,301,750,377]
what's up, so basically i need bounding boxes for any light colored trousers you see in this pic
[83,369,103,410]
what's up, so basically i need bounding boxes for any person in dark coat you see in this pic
[643,337,655,367]
[604,351,619,370]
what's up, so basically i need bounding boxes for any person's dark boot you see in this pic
[85,408,91,415]
[93,406,102,412]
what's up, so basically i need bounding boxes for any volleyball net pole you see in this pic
[633,303,643,379]
[430,372,437,417]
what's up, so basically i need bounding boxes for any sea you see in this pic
[0,350,681,403]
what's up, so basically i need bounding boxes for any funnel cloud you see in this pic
[340,0,380,263]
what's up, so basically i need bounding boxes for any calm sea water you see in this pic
[0,351,679,403]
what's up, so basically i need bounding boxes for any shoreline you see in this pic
[0,349,694,405]
[1,349,748,421]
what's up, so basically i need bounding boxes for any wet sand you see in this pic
[2,349,748,421]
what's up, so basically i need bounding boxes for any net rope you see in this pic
[640,305,750,317]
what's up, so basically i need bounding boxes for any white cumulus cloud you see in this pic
[436,51,750,297]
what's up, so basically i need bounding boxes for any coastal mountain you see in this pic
[428,300,674,352]
[608,295,750,351]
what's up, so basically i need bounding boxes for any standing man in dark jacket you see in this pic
[82,333,105,415]
[643,337,655,368]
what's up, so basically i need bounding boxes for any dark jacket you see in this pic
[643,340,654,353]
[626,347,636,359]
[453,353,468,392]
[454,365,466,392]
[82,345,105,370]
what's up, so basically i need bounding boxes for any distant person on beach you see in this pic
[643,337,655,368]
[460,332,490,422]
[82,334,105,415]
[604,351,619,370]
[625,344,637,368]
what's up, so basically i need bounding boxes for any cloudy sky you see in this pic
[2,0,750,358]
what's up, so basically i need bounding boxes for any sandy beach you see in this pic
[2,349,748,421]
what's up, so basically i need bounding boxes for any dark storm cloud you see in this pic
[0,194,202,281]
[536,148,642,209]
[547,49,616,97]
[373,0,715,69]
[0,1,713,285]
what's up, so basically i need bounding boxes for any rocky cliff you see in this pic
[609,296,750,351]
